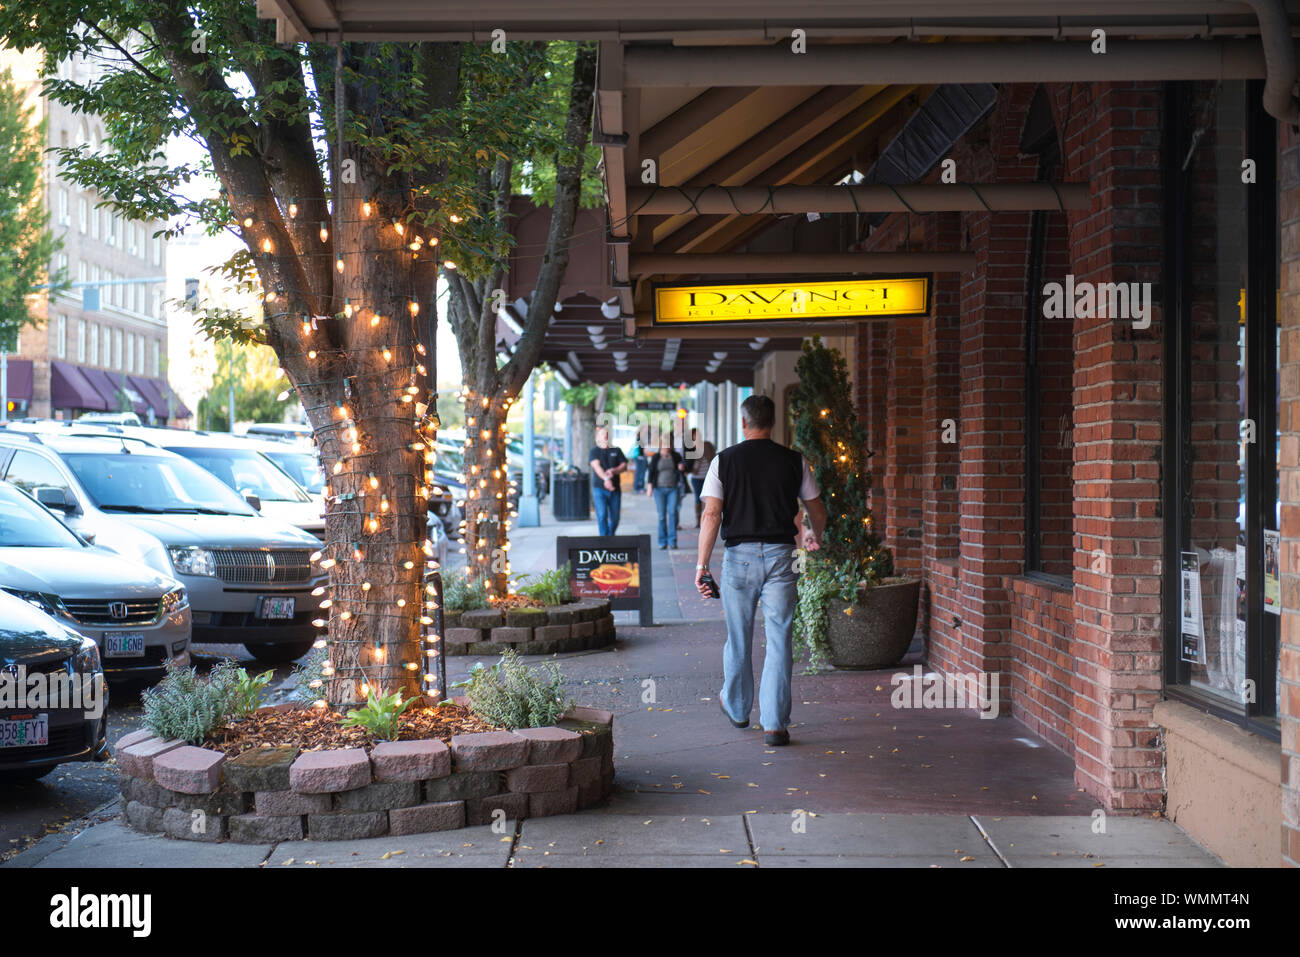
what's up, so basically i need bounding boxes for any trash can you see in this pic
[552,469,590,521]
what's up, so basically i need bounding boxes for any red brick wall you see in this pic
[1059,81,1166,810]
[1278,122,1300,867]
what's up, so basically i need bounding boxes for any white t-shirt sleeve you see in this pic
[799,457,820,501]
[701,457,723,500]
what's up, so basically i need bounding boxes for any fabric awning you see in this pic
[50,361,109,412]
[80,367,125,410]
[157,378,191,419]
[2,359,33,402]
[128,375,166,422]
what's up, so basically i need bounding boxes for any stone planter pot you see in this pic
[825,577,921,670]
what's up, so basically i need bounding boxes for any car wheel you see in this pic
[243,640,314,664]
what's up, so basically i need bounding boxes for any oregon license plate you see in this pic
[105,633,145,657]
[257,596,295,620]
[0,714,49,749]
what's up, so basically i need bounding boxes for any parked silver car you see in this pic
[0,429,326,664]
[0,482,190,681]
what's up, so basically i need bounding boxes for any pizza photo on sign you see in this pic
[570,547,641,599]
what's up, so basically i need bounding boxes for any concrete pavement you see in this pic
[4,488,1224,868]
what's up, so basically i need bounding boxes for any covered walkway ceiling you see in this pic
[259,1,1300,383]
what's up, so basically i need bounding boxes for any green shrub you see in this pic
[141,661,239,745]
[291,644,329,703]
[228,666,275,718]
[454,649,573,729]
[342,688,418,741]
[515,563,573,606]
[444,568,489,611]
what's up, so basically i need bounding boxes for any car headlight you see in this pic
[2,588,68,619]
[160,586,189,615]
[168,547,217,577]
[73,635,102,674]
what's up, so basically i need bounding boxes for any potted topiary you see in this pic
[790,337,920,670]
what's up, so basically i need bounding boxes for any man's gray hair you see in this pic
[741,394,776,430]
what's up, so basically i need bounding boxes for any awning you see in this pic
[155,378,190,419]
[2,359,33,402]
[80,368,126,411]
[49,361,109,412]
[128,375,166,421]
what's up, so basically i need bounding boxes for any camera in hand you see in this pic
[700,570,720,599]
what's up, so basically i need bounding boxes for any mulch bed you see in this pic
[204,702,503,759]
[489,594,546,608]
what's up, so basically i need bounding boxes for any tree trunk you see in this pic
[570,401,596,472]
[459,391,512,597]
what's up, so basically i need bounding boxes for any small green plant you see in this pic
[793,555,876,672]
[141,662,238,745]
[515,563,573,606]
[227,665,275,718]
[444,568,489,611]
[342,688,419,741]
[454,649,573,729]
[291,644,329,704]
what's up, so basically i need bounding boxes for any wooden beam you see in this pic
[628,182,1091,215]
[630,251,976,276]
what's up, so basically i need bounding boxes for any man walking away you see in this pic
[589,426,628,536]
[645,434,685,549]
[695,395,826,746]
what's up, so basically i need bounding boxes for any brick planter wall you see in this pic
[116,706,615,843]
[443,598,616,656]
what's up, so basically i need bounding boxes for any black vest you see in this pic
[716,439,803,547]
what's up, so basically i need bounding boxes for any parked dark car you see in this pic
[0,590,109,781]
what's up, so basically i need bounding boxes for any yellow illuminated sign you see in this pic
[652,276,929,325]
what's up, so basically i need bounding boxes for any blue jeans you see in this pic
[633,458,647,491]
[592,486,621,535]
[720,542,798,732]
[652,486,679,546]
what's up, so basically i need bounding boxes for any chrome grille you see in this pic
[212,549,313,585]
[62,599,161,627]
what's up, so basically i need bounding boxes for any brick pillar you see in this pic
[1062,82,1166,811]
[1278,122,1300,867]
[856,322,890,524]
[885,317,924,575]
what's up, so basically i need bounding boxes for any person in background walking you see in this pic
[695,395,826,746]
[686,427,716,528]
[631,427,648,492]
[589,426,628,536]
[645,434,685,549]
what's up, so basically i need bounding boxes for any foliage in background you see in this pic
[515,563,572,605]
[0,68,66,352]
[454,649,573,729]
[197,339,293,431]
[789,337,894,668]
[444,568,489,612]
[140,661,240,744]
[342,687,418,741]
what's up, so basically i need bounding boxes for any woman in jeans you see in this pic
[645,437,685,549]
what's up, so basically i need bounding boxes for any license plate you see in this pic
[0,714,49,749]
[105,633,145,658]
[257,596,295,620]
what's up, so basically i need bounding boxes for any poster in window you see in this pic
[1264,529,1281,615]
[1179,551,1205,664]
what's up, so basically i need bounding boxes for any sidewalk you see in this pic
[4,488,1224,868]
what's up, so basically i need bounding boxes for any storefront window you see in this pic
[1165,79,1280,733]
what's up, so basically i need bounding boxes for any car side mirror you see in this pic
[242,491,262,512]
[80,531,97,545]
[36,486,78,514]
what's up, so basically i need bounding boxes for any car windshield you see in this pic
[263,450,324,495]
[165,447,311,503]
[0,484,83,548]
[62,452,256,514]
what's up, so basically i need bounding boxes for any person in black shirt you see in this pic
[588,426,628,536]
[695,395,826,746]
